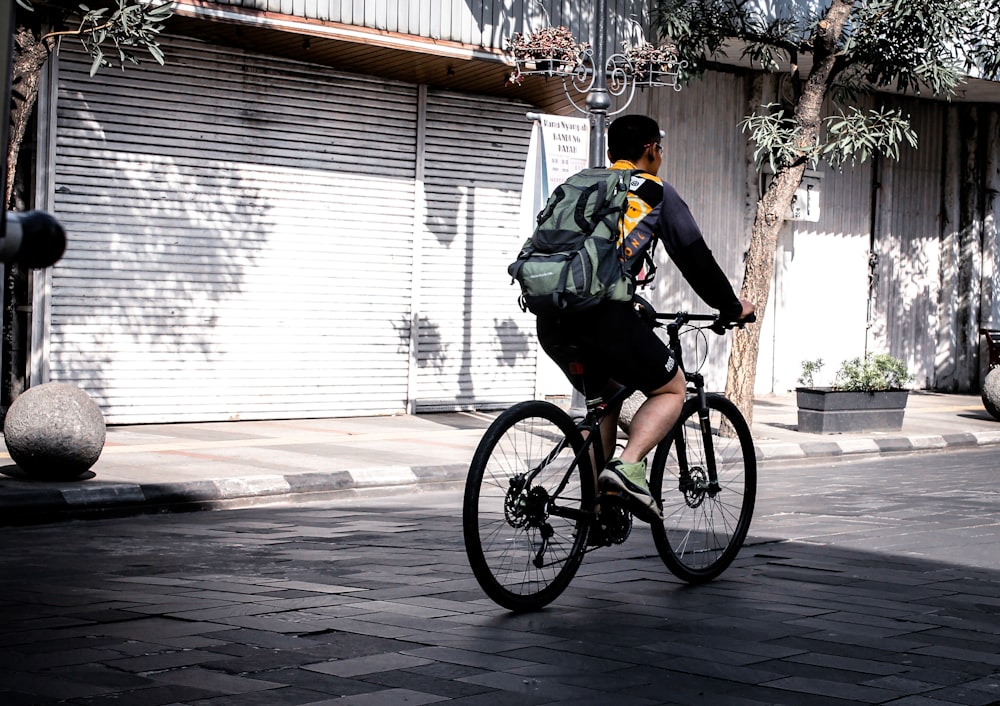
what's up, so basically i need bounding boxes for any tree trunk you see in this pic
[6,24,53,208]
[725,0,854,426]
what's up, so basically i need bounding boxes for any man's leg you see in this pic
[618,370,686,463]
[599,369,685,523]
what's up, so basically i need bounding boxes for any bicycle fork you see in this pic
[678,378,722,501]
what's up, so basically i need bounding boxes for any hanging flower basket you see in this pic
[623,41,681,87]
[506,26,588,85]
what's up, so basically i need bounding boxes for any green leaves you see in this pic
[834,354,912,392]
[742,103,918,172]
[740,104,808,173]
[72,1,173,76]
[654,0,818,82]
[822,106,918,168]
[656,0,999,93]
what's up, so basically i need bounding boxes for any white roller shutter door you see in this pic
[50,37,418,423]
[415,90,536,411]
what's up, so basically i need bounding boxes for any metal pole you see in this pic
[586,0,610,168]
[1,2,12,235]
[570,0,612,416]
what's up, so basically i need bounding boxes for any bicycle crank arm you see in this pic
[547,504,594,523]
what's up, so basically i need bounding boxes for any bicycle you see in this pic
[463,305,757,611]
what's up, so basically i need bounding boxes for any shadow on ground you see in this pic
[0,494,997,706]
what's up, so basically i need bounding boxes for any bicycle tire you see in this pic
[463,400,594,611]
[649,393,756,583]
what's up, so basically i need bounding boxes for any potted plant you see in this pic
[796,354,913,434]
[622,40,679,83]
[506,26,588,84]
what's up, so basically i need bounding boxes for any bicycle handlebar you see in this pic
[652,310,757,335]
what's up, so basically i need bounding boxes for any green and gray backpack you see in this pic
[508,168,637,316]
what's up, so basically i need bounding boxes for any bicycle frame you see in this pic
[528,311,743,527]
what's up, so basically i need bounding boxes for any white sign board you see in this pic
[518,114,591,402]
[788,171,823,222]
[538,114,591,188]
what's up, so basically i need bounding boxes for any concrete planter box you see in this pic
[796,388,909,434]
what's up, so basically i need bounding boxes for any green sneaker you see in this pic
[599,458,662,523]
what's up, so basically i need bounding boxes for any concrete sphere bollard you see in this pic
[4,383,106,479]
[983,367,1000,421]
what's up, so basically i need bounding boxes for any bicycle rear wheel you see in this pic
[463,400,594,611]
[649,393,756,583]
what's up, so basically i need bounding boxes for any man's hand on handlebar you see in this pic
[709,299,757,335]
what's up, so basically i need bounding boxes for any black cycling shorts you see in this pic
[536,300,679,399]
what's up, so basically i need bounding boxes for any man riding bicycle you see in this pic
[535,114,755,523]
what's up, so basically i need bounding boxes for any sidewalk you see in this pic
[1,391,998,523]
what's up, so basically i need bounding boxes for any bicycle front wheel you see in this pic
[463,400,594,611]
[649,393,756,583]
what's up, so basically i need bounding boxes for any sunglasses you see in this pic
[644,141,663,153]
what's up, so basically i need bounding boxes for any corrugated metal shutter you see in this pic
[415,90,534,411]
[50,36,419,423]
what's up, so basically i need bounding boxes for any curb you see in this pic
[0,464,470,524]
[3,434,1000,524]
[755,430,1000,461]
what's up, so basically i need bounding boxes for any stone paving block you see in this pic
[300,632,422,660]
[305,652,434,678]
[0,669,123,700]
[640,639,777,667]
[207,614,330,634]
[203,649,321,675]
[96,617,234,641]
[105,649,230,673]
[913,644,1000,667]
[67,683,221,705]
[719,683,877,705]
[364,669,494,699]
[785,650,907,676]
[965,674,1000,696]
[401,646,539,672]
[308,616,425,639]
[495,645,630,673]
[861,674,944,695]
[872,697,963,706]
[761,675,901,702]
[391,690,547,706]
[255,666,375,696]
[458,669,607,701]
[15,646,125,670]
[313,688,449,705]
[149,666,285,694]
[182,685,342,706]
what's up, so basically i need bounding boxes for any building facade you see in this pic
[21,0,1000,423]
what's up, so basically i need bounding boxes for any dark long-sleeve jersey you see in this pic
[612,160,743,322]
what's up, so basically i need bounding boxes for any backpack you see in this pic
[508,168,640,316]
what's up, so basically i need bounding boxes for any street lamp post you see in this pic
[586,0,612,168]
[509,4,682,161]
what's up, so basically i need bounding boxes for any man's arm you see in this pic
[657,183,745,321]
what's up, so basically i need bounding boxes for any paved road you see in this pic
[1,447,998,705]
